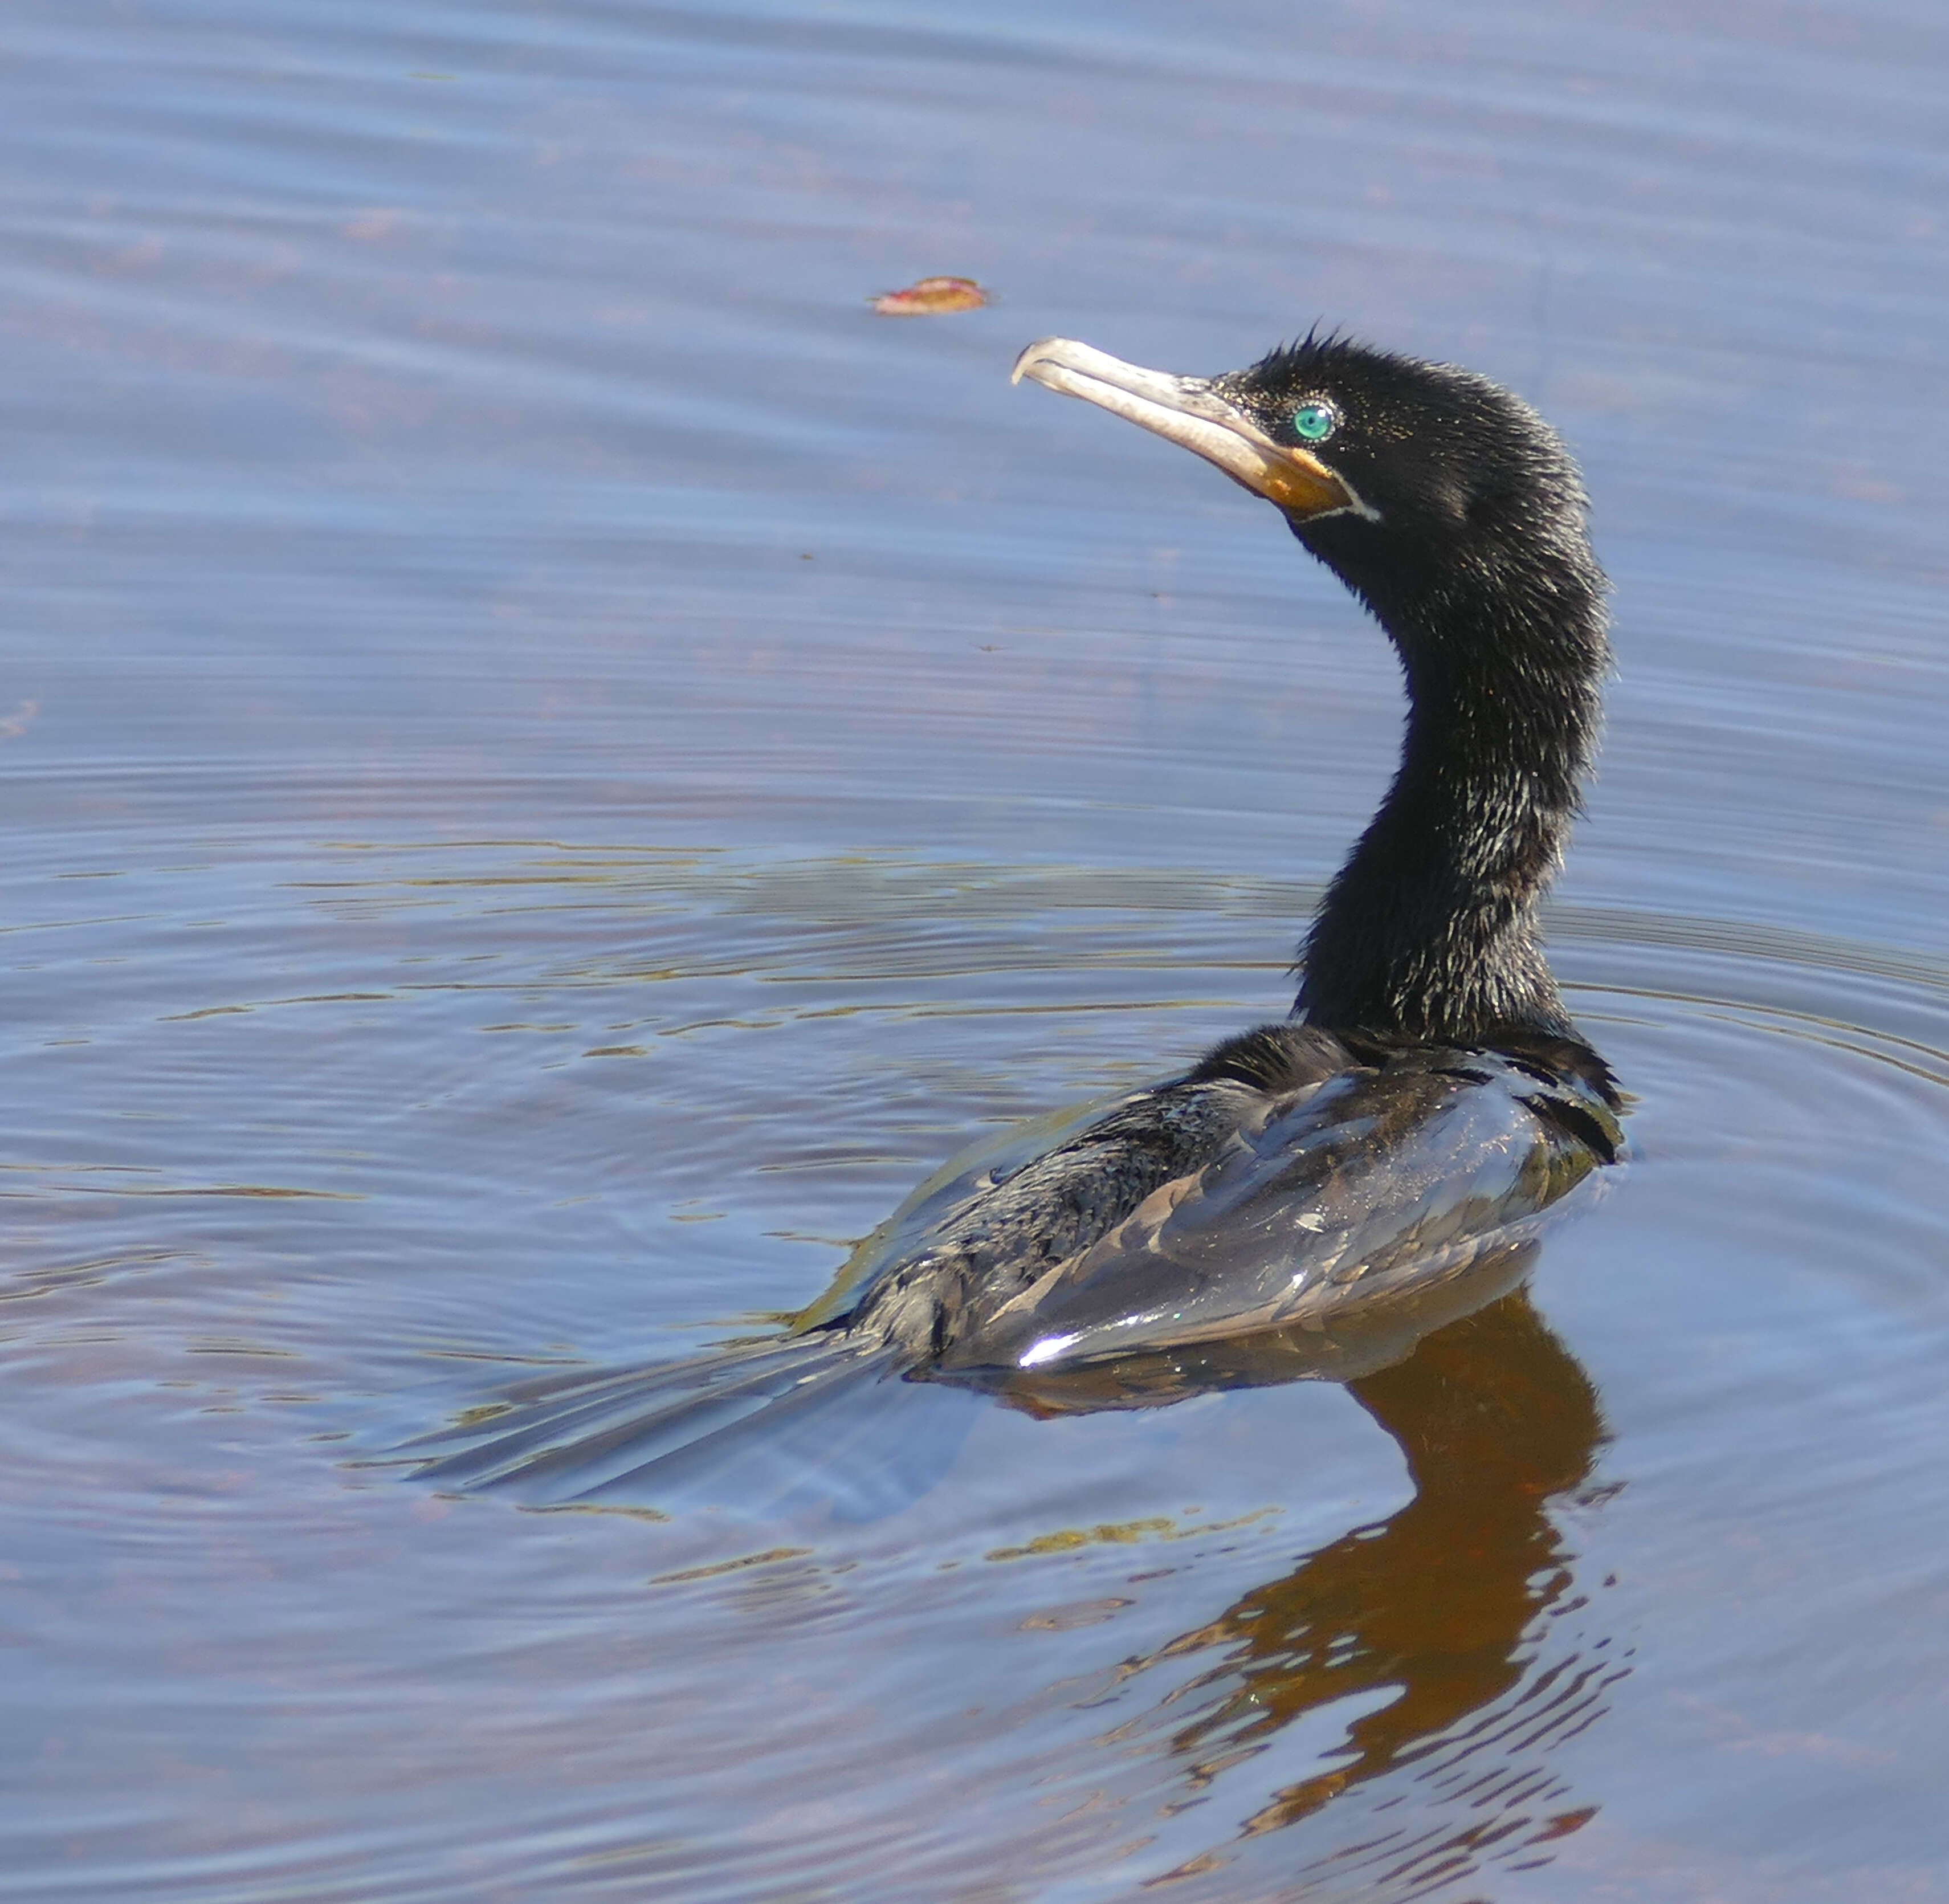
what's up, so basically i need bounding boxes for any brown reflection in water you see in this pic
[1076,1289,1624,1891]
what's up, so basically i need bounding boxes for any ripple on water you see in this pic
[10,838,1949,1901]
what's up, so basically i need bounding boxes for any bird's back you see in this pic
[851,1024,1621,1375]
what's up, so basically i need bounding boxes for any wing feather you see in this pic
[943,1052,1610,1372]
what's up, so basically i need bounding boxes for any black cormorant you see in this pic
[410,332,1624,1495]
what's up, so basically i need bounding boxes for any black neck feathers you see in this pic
[1284,371,1609,1042]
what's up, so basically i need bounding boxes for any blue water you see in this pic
[5,1,1948,1898]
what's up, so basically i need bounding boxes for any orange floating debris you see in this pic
[869,275,990,316]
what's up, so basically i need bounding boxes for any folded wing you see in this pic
[941,1050,1615,1373]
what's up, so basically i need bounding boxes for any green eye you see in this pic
[1291,402,1336,443]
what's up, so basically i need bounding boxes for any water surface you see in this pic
[6,1,1948,1898]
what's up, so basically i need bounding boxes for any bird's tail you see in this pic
[395,1328,949,1513]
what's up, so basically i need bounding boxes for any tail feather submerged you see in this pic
[398,1331,959,1514]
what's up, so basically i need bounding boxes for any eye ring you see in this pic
[1290,401,1337,444]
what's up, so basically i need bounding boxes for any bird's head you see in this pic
[1012,333,1604,671]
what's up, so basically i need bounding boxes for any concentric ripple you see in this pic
[15,829,1947,1900]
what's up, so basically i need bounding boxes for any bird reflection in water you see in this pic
[397,1233,1623,1887]
[988,1267,1626,1894]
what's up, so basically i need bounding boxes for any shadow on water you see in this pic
[394,1249,1626,1891]
[1088,1285,1624,1895]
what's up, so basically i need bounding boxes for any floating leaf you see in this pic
[869,275,990,316]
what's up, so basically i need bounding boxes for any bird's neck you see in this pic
[1295,577,1605,1043]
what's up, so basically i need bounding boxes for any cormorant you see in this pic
[409,332,1624,1495]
